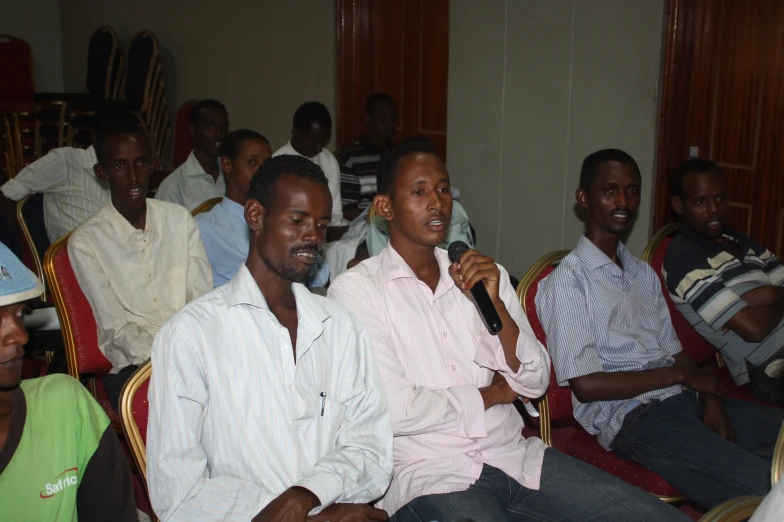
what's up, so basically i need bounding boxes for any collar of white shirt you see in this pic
[105,200,161,241]
[183,150,222,178]
[381,244,457,298]
[226,263,332,354]
[82,145,98,170]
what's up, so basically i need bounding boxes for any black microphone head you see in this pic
[448,241,470,263]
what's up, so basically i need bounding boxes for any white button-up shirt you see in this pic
[328,245,550,514]
[155,151,225,211]
[147,264,393,521]
[68,199,213,373]
[273,142,348,227]
[0,146,110,242]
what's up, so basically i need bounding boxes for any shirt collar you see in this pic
[226,263,331,325]
[380,244,456,295]
[678,221,748,256]
[183,150,222,177]
[106,200,159,241]
[83,145,97,169]
[357,134,387,156]
[575,234,639,277]
[220,197,246,220]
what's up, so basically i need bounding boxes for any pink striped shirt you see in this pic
[328,245,550,514]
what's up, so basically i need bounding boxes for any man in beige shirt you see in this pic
[69,122,213,411]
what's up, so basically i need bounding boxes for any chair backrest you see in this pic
[517,250,574,443]
[120,361,151,487]
[772,421,784,486]
[191,197,222,217]
[17,193,50,278]
[0,35,34,101]
[643,223,717,367]
[123,31,159,113]
[85,26,121,99]
[44,234,113,378]
[172,100,196,168]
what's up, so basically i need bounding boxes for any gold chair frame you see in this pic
[699,496,763,522]
[772,422,784,486]
[16,195,46,301]
[191,197,222,217]
[515,249,686,503]
[120,361,153,492]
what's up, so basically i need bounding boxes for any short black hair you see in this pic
[671,158,724,197]
[219,129,269,160]
[365,92,396,115]
[89,100,137,131]
[247,154,329,210]
[293,101,332,132]
[189,99,227,126]
[376,139,439,195]
[94,122,150,164]
[579,148,640,192]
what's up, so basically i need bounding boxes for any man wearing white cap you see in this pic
[0,241,136,521]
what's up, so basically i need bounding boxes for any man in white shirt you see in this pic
[273,101,348,241]
[156,99,228,211]
[148,154,393,522]
[328,141,686,521]
[69,122,213,411]
[0,102,136,243]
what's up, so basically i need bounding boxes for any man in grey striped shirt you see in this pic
[537,149,784,509]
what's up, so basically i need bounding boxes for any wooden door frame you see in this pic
[653,0,683,233]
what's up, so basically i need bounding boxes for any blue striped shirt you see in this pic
[147,264,393,520]
[535,235,685,449]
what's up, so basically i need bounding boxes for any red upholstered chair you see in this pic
[171,99,196,168]
[43,233,121,430]
[517,250,685,502]
[120,362,153,509]
[642,224,760,404]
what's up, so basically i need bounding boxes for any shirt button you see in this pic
[153,297,157,303]
[288,385,293,390]
[147,273,152,278]
[443,332,447,337]
[451,365,456,371]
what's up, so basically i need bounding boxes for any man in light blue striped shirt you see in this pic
[536,149,784,509]
[148,155,393,521]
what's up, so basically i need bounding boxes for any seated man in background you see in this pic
[69,122,213,411]
[664,159,784,404]
[0,101,136,243]
[329,141,684,522]
[274,101,348,240]
[197,129,329,288]
[0,241,136,521]
[337,92,398,219]
[536,149,783,509]
[148,155,393,521]
[156,99,229,211]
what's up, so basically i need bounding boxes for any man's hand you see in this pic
[253,487,319,522]
[308,503,388,521]
[672,358,727,396]
[702,395,736,442]
[479,372,518,410]
[449,249,502,305]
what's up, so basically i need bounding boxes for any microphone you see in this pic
[448,241,503,334]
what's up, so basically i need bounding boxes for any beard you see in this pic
[259,251,310,283]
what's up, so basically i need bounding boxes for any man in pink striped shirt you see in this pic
[328,140,686,521]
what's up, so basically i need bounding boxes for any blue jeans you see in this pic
[612,390,784,509]
[390,449,687,522]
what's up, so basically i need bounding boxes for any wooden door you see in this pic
[655,0,784,256]
[336,0,449,159]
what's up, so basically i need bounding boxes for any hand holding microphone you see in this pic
[448,241,503,333]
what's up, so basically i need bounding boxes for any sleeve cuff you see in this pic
[474,329,536,373]
[294,472,343,515]
[451,385,487,439]
[0,178,31,201]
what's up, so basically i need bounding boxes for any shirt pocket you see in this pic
[315,398,347,458]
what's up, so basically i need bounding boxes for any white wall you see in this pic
[1,0,64,91]
[448,0,665,277]
[58,0,336,156]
